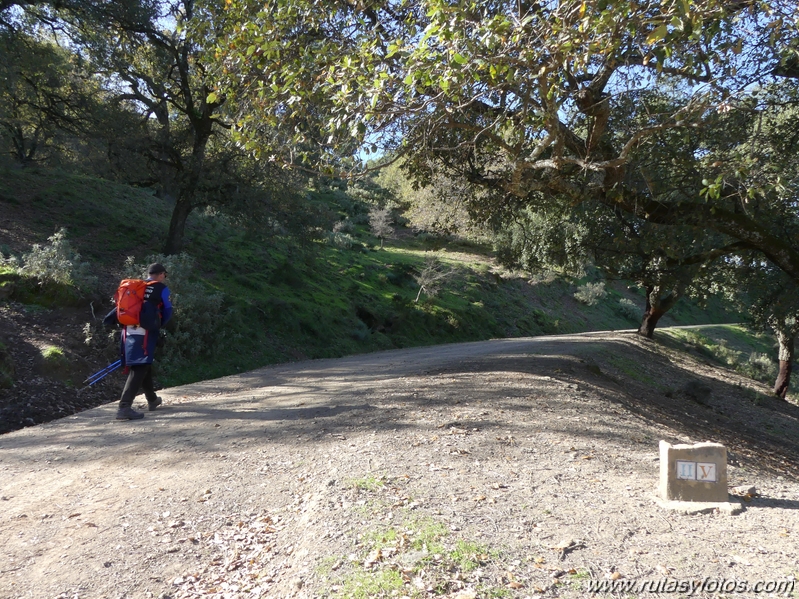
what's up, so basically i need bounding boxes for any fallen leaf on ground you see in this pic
[364,548,383,568]
[551,539,584,551]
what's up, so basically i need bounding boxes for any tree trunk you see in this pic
[162,196,193,255]
[637,285,680,339]
[160,117,211,255]
[638,308,665,338]
[773,329,795,400]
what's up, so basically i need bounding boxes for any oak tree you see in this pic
[211,0,799,283]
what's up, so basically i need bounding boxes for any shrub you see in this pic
[83,303,121,359]
[9,228,96,292]
[332,218,355,234]
[413,254,454,302]
[368,206,395,247]
[121,253,233,378]
[574,281,607,306]
[617,298,640,320]
[737,352,777,383]
[325,231,356,249]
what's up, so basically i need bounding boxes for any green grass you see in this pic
[331,567,408,599]
[348,475,386,492]
[448,540,495,572]
[327,514,507,598]
[660,325,796,399]
[0,163,751,389]
[39,344,71,382]
[0,165,170,263]
[409,518,448,553]
[362,527,398,549]
[606,355,660,388]
[41,345,66,362]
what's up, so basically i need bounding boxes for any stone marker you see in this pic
[659,440,728,503]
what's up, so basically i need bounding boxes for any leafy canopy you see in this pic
[209,0,799,286]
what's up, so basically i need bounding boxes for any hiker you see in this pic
[110,263,173,420]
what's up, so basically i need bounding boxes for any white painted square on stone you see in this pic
[676,460,696,480]
[696,462,717,482]
[660,441,728,502]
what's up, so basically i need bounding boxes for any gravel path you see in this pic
[1,332,798,599]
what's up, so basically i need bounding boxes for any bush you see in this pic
[369,206,395,247]
[82,318,118,356]
[737,352,777,383]
[574,281,607,306]
[121,253,233,378]
[617,298,640,321]
[413,254,454,302]
[325,231,356,249]
[332,218,356,234]
[6,228,96,293]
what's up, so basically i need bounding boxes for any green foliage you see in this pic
[0,29,102,166]
[449,540,491,572]
[211,0,799,327]
[17,228,96,292]
[332,218,356,235]
[325,231,357,250]
[574,282,607,307]
[82,319,117,358]
[41,345,66,362]
[662,326,792,394]
[122,253,233,381]
[0,228,95,306]
[739,353,779,383]
[1,164,741,390]
[348,475,385,492]
[374,158,488,241]
[617,298,640,321]
[331,567,406,599]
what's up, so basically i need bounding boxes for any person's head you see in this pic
[147,263,168,282]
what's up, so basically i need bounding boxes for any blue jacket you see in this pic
[109,280,172,366]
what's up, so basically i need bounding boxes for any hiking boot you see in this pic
[147,396,162,411]
[115,407,144,420]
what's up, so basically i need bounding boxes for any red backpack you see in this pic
[114,279,154,327]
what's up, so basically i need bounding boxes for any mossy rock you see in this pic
[39,345,72,381]
[0,340,14,389]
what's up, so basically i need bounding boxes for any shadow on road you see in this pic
[2,334,797,478]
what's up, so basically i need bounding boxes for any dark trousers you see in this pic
[119,364,158,408]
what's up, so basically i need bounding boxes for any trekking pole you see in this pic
[82,360,122,386]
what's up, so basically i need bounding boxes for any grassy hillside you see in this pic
[0,163,770,394]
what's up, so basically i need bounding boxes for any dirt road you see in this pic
[1,332,798,598]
